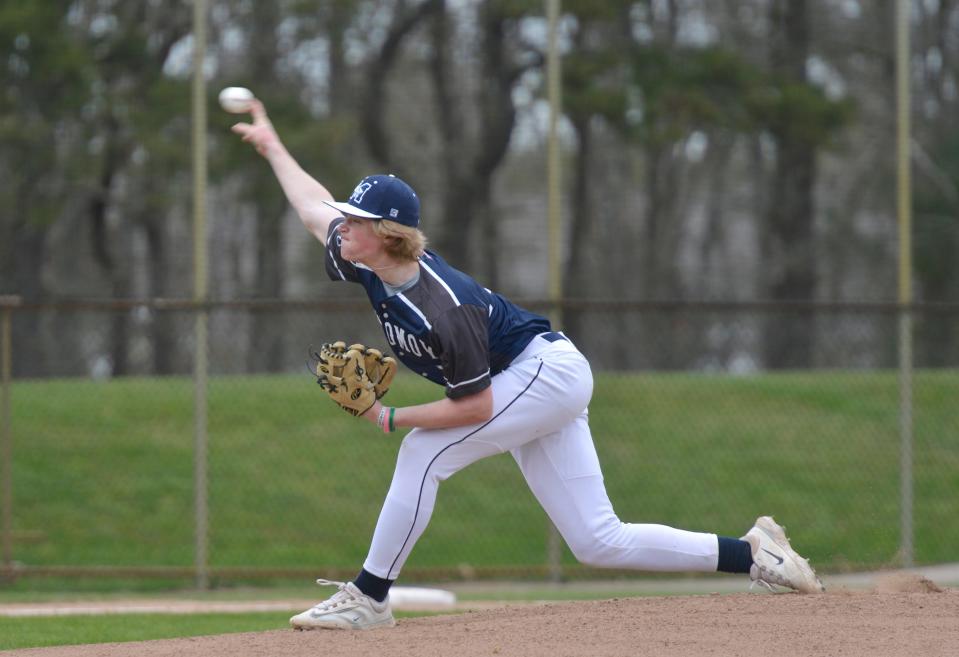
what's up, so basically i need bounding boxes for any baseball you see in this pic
[218,86,255,113]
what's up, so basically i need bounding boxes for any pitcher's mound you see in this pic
[15,589,959,657]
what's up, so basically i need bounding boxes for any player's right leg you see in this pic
[510,417,824,592]
[511,413,720,572]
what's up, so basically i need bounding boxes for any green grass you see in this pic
[0,610,432,651]
[4,369,957,582]
[0,613,288,650]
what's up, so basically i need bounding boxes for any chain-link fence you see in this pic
[1,298,957,585]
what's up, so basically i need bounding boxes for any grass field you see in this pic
[0,583,708,650]
[0,610,442,651]
[3,369,957,586]
[0,613,289,650]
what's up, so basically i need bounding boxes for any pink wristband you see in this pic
[382,407,395,434]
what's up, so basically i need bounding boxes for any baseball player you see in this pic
[232,101,824,631]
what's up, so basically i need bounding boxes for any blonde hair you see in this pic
[371,219,428,261]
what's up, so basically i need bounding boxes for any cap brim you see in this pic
[322,199,382,219]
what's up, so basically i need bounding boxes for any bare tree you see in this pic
[359,0,541,279]
[761,0,817,369]
[0,4,112,375]
[79,1,193,375]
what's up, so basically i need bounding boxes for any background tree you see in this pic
[359,0,542,280]
[76,0,193,375]
[0,0,955,378]
[911,0,959,364]
[0,4,94,377]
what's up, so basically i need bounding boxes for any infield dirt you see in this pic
[7,581,958,657]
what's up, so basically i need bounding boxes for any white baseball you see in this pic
[218,87,255,113]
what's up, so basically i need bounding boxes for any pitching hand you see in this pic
[230,100,281,157]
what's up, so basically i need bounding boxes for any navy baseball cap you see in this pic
[323,174,420,228]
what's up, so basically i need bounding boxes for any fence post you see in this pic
[544,0,564,584]
[1,296,20,581]
[898,310,913,567]
[191,0,210,590]
[895,0,914,568]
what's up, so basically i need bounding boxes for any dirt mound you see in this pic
[874,573,945,593]
[10,591,959,657]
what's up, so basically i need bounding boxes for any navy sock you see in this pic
[716,536,754,574]
[353,569,393,603]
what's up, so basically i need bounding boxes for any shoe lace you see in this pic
[310,579,357,612]
[749,577,778,593]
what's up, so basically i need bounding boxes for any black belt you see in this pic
[541,331,568,343]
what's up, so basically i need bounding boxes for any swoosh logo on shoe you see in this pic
[762,548,785,565]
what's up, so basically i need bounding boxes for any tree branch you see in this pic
[360,0,441,166]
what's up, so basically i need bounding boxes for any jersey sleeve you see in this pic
[429,304,491,399]
[324,218,361,283]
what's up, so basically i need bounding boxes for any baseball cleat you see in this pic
[742,516,825,594]
[290,579,396,630]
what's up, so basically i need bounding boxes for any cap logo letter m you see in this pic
[350,182,373,204]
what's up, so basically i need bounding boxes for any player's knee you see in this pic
[565,530,611,567]
[567,521,626,567]
[569,540,609,568]
[395,431,455,482]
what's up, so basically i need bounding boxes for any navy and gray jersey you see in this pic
[324,218,551,399]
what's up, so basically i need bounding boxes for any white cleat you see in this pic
[742,516,825,594]
[290,579,396,631]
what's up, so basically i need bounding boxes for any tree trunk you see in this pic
[144,217,177,376]
[88,119,131,377]
[478,182,498,290]
[325,1,353,117]
[763,0,816,369]
[247,2,286,374]
[428,0,470,268]
[471,5,519,282]
[563,115,593,344]
[248,199,286,373]
[641,141,685,370]
[698,133,734,297]
[11,217,46,378]
[363,0,522,277]
[360,0,439,169]
[426,0,517,276]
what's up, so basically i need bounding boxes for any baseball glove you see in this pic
[361,346,398,400]
[312,341,397,416]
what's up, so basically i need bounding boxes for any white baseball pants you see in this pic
[363,334,720,580]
